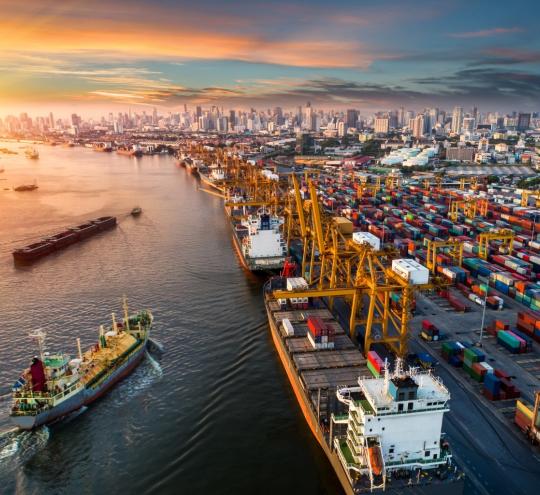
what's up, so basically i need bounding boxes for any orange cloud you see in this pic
[0,15,374,69]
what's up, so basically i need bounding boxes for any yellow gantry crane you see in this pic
[478,229,515,260]
[425,239,464,274]
[448,197,489,221]
[521,189,540,208]
[273,176,436,357]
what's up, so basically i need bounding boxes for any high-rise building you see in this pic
[517,113,531,131]
[346,109,359,129]
[398,107,405,127]
[196,106,202,119]
[374,117,390,134]
[462,117,476,133]
[451,106,463,133]
[337,121,346,137]
[412,114,425,139]
[304,102,313,130]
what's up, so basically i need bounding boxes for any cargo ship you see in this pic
[10,298,153,430]
[226,200,286,271]
[12,216,116,263]
[14,183,38,192]
[198,163,226,191]
[117,144,143,157]
[263,276,463,494]
[93,142,113,152]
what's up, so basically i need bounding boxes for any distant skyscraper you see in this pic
[346,109,358,129]
[398,107,405,127]
[412,114,425,139]
[196,106,202,119]
[374,117,390,134]
[462,117,475,133]
[517,113,531,131]
[451,106,463,133]
[304,102,313,130]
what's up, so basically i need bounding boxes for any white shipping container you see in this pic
[352,231,381,251]
[286,277,309,291]
[282,318,295,336]
[391,259,429,285]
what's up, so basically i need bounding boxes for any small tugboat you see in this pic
[25,148,39,159]
[131,206,142,217]
[10,297,153,430]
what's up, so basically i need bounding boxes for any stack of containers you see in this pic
[306,317,335,350]
[483,372,502,400]
[367,351,384,378]
[286,277,309,309]
[421,319,440,341]
[498,374,520,399]
[497,330,527,353]
[516,310,540,342]
[441,341,463,367]
[463,347,485,380]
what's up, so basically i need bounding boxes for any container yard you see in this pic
[177,143,540,493]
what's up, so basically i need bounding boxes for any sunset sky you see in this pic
[1,0,539,115]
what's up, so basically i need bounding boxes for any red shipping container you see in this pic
[494,369,510,380]
[307,317,325,337]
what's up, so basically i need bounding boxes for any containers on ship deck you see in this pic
[306,316,335,350]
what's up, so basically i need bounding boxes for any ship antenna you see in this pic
[111,312,118,333]
[393,357,405,378]
[29,329,46,363]
[123,295,130,332]
[383,358,390,394]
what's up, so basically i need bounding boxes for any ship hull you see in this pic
[13,216,117,263]
[199,173,223,192]
[11,340,147,430]
[264,303,355,495]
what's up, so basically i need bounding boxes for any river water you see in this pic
[0,143,340,494]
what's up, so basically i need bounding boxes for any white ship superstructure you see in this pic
[335,360,452,491]
[239,211,286,269]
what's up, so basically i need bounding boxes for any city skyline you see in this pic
[1,0,540,114]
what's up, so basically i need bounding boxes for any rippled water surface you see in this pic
[0,143,340,494]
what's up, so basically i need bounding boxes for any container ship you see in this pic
[117,144,143,157]
[226,201,286,271]
[10,298,153,430]
[93,142,113,152]
[198,163,226,191]
[12,216,116,263]
[14,183,38,192]
[263,276,463,494]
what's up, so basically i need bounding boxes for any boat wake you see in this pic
[148,338,164,354]
[106,351,163,408]
[0,426,49,475]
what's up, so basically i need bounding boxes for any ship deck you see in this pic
[267,302,370,418]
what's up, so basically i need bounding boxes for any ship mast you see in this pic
[123,295,130,332]
[29,329,46,362]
